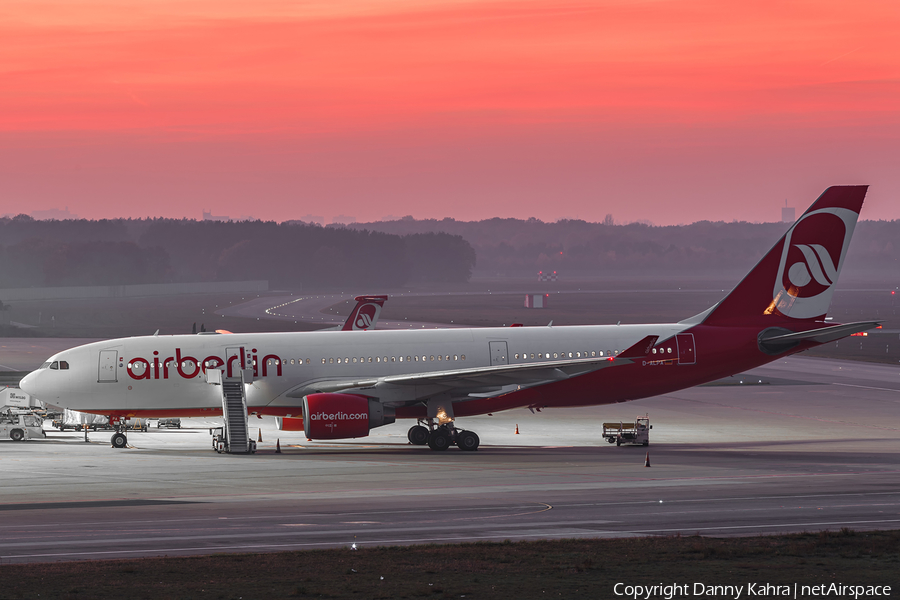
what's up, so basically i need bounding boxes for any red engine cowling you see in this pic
[302,393,394,440]
[277,417,305,431]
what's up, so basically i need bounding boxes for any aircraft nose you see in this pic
[19,371,40,397]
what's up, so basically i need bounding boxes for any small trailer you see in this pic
[602,416,651,446]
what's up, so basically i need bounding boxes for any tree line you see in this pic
[0,216,476,288]
[2,213,894,287]
[348,217,898,278]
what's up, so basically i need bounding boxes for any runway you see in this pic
[214,293,464,329]
[1,356,898,564]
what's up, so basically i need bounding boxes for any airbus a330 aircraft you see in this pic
[20,186,879,452]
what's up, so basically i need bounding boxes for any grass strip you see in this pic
[1,529,898,599]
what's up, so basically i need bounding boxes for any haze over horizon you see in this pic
[2,1,898,226]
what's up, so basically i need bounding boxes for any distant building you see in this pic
[202,210,230,222]
[781,200,795,223]
[538,271,558,282]
[525,294,549,309]
[331,214,357,225]
[296,214,325,226]
[31,206,77,220]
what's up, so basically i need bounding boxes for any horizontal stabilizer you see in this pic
[759,321,880,354]
[616,335,660,360]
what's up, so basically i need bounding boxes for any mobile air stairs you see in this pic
[207,369,257,454]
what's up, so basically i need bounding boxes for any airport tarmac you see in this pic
[1,355,898,564]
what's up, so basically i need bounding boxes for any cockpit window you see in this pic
[40,362,50,369]
[59,361,69,370]
[50,361,59,370]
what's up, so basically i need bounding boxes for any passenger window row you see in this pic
[316,354,466,366]
[512,350,618,360]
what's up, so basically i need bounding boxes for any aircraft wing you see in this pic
[286,335,659,396]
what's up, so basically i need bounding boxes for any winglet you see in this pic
[616,335,660,359]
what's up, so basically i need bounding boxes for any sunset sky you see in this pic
[1,0,898,224]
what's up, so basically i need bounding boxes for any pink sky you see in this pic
[1,0,898,224]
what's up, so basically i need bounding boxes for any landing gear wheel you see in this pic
[427,429,451,451]
[407,425,429,445]
[111,432,127,448]
[10,429,24,442]
[456,430,480,451]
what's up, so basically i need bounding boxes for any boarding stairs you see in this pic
[222,377,251,453]
[208,368,256,454]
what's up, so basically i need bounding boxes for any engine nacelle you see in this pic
[301,393,395,440]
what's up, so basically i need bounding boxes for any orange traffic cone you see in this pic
[644,451,651,467]
[275,439,282,454]
[515,424,519,435]
[258,429,263,442]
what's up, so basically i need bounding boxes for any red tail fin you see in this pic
[342,295,388,331]
[703,186,867,326]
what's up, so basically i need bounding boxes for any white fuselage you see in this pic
[22,323,687,416]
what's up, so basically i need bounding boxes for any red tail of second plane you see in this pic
[342,295,388,331]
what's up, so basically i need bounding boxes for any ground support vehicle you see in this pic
[126,418,149,431]
[602,416,651,446]
[54,409,113,431]
[209,426,256,454]
[157,417,181,428]
[1,411,45,441]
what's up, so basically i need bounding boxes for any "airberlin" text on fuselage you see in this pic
[126,347,282,380]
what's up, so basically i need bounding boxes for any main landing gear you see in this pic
[408,420,480,452]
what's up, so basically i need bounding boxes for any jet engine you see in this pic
[301,393,395,440]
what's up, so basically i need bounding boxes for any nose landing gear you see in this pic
[109,416,128,448]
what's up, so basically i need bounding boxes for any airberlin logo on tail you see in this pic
[787,244,838,289]
[354,304,378,330]
[772,207,858,319]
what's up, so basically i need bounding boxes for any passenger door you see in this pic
[676,334,696,365]
[489,341,509,366]
[98,350,118,382]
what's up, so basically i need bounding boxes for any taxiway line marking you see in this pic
[832,382,900,394]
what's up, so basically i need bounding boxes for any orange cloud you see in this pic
[2,0,898,136]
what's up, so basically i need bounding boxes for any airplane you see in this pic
[19,186,879,452]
